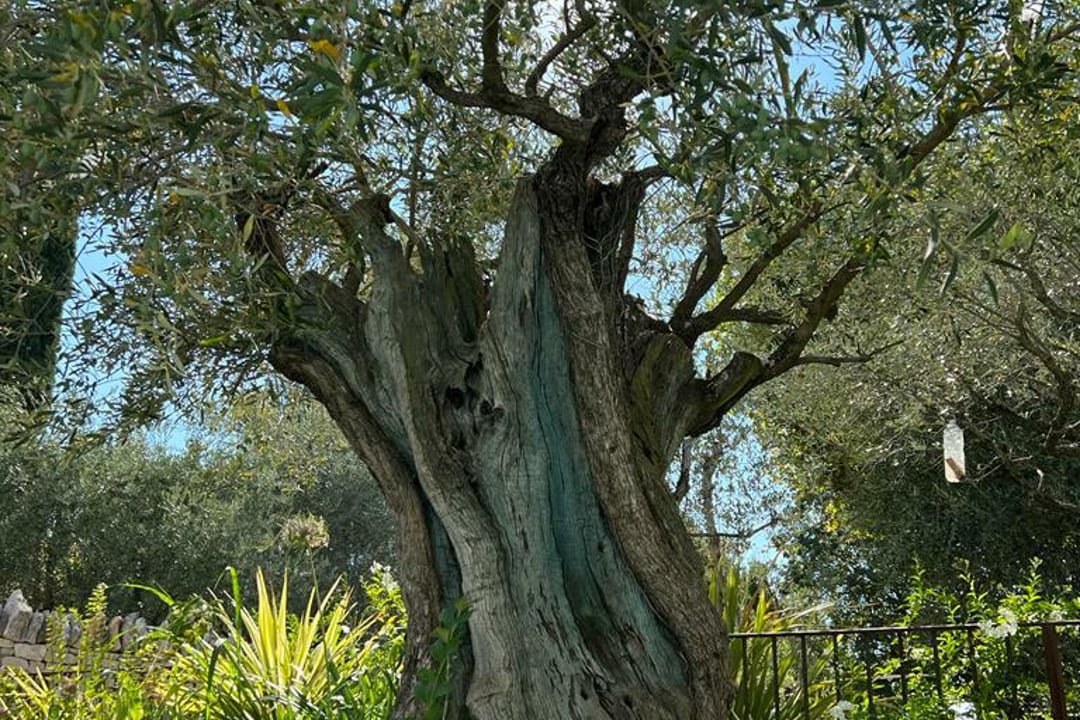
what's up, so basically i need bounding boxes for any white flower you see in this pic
[1049,609,1066,622]
[949,700,976,720]
[381,571,400,595]
[1021,0,1044,24]
[829,700,858,720]
[981,608,1019,638]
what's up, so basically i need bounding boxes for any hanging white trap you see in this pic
[943,419,966,483]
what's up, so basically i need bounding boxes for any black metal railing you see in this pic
[731,620,1080,720]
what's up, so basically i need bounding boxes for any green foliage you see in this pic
[0,390,394,617]
[0,0,1066,438]
[0,2,86,414]
[413,596,470,720]
[0,584,169,719]
[0,569,407,720]
[708,563,833,720]
[737,114,1080,619]
[827,562,1080,720]
[158,568,404,720]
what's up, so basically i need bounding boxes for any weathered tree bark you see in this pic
[267,151,732,718]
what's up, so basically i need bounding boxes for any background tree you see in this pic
[741,109,1080,622]
[9,0,1079,717]
[0,3,87,412]
[0,390,394,617]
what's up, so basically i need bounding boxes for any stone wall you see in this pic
[0,590,148,675]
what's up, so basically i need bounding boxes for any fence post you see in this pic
[1041,623,1068,720]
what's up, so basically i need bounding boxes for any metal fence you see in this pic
[731,620,1080,719]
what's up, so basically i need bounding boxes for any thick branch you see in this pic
[686,352,765,437]
[420,69,588,142]
[764,256,865,378]
[677,65,1022,346]
[724,307,789,325]
[686,257,864,437]
[673,438,693,502]
[670,220,728,331]
[481,1,508,91]
[1013,307,1076,438]
[900,80,1007,166]
[993,257,1080,325]
[677,204,823,343]
[268,341,445,720]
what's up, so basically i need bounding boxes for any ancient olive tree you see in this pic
[20,0,1079,716]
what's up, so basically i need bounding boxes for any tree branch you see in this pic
[686,352,765,436]
[688,515,779,541]
[420,69,588,142]
[481,0,508,91]
[993,257,1080,325]
[525,12,597,96]
[1013,306,1076,440]
[677,202,824,343]
[678,60,1024,347]
[793,340,903,368]
[763,256,865,379]
[670,218,727,332]
[725,307,790,325]
[673,438,693,502]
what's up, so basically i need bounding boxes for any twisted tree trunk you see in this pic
[268,151,732,719]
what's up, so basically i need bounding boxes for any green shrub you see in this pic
[826,561,1080,720]
[0,568,406,720]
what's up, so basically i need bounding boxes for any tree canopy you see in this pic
[739,110,1080,620]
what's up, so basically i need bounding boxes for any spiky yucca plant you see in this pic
[162,568,403,720]
[709,563,834,720]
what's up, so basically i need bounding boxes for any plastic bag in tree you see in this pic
[944,419,966,483]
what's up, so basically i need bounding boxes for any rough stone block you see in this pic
[60,612,81,647]
[0,637,13,648]
[1,656,29,670]
[120,613,148,650]
[108,616,124,651]
[14,643,46,662]
[26,612,46,643]
[1,591,33,642]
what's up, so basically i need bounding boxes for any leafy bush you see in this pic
[824,561,1080,720]
[0,391,395,616]
[0,568,406,720]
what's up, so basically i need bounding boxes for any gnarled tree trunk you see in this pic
[268,150,733,719]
